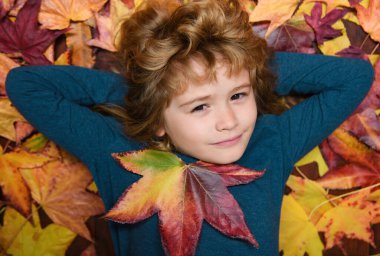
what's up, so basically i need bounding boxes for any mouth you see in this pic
[211,134,242,147]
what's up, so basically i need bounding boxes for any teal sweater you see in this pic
[6,52,374,255]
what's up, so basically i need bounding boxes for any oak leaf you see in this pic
[354,0,380,42]
[316,190,380,252]
[0,0,66,65]
[106,149,264,255]
[0,206,76,256]
[66,22,95,68]
[0,135,58,216]
[249,0,300,38]
[20,159,105,241]
[304,2,348,44]
[279,195,324,256]
[38,0,108,30]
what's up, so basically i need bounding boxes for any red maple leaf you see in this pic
[304,2,348,45]
[105,149,264,256]
[0,0,66,65]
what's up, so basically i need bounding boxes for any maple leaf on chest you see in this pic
[106,149,264,256]
[0,0,66,65]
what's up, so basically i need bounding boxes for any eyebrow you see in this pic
[179,83,251,108]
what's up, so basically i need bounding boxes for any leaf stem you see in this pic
[3,204,42,254]
[360,34,370,49]
[370,42,379,55]
[308,182,380,221]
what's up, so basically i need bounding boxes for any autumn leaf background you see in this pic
[0,0,380,255]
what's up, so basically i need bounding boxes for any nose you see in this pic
[215,105,238,131]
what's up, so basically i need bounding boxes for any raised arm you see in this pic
[6,65,129,163]
[271,52,374,167]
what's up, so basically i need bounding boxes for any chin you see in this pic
[203,151,244,165]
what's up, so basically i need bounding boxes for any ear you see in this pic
[155,127,166,137]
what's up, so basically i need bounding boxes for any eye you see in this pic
[191,104,208,113]
[230,92,247,101]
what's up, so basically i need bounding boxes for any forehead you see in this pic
[172,57,248,95]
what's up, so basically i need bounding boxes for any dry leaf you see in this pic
[250,0,300,38]
[39,0,108,30]
[66,22,94,68]
[20,160,105,241]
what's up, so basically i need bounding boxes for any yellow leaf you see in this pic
[295,146,329,176]
[39,0,107,30]
[0,206,76,256]
[0,53,19,96]
[279,195,324,256]
[0,98,25,141]
[319,19,351,55]
[316,190,380,250]
[249,0,300,38]
[55,50,71,65]
[66,22,94,68]
[376,109,380,115]
[286,175,334,223]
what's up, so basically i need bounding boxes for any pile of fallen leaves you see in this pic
[0,0,379,255]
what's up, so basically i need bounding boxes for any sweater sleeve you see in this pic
[5,65,129,164]
[272,52,374,169]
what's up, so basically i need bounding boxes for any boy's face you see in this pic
[156,62,257,164]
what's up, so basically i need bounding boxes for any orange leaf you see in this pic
[249,0,300,37]
[0,137,55,216]
[354,0,380,42]
[66,22,94,68]
[0,53,18,96]
[0,98,25,141]
[38,0,107,30]
[106,149,264,255]
[20,159,105,241]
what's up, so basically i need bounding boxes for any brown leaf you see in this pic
[0,98,25,141]
[66,22,95,68]
[0,54,18,96]
[0,137,56,216]
[20,159,105,241]
[39,0,108,30]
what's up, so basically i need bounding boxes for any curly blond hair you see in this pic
[101,0,285,150]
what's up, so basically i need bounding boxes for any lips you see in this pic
[211,134,242,147]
